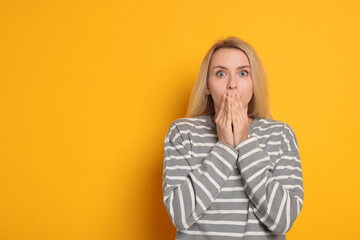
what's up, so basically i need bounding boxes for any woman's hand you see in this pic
[214,93,235,148]
[230,92,252,147]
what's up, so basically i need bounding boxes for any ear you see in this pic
[205,88,211,95]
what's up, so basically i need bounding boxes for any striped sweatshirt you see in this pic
[162,114,304,240]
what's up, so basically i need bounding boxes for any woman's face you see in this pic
[206,48,253,114]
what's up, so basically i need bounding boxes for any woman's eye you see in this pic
[240,70,249,76]
[216,71,226,77]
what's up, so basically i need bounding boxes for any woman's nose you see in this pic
[227,78,238,90]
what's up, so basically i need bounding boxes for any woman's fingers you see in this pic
[239,95,249,121]
[216,93,235,147]
[226,93,232,126]
[233,94,241,119]
[219,93,226,115]
[235,93,247,122]
[232,93,251,146]
[231,93,237,124]
[215,93,226,123]
[234,94,243,124]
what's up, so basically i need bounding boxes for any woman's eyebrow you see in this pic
[213,65,250,69]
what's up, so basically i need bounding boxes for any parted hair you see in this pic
[185,36,273,119]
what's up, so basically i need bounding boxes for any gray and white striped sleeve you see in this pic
[235,123,304,234]
[162,121,238,230]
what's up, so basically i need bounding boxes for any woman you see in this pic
[162,36,304,240]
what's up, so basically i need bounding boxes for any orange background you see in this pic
[0,1,359,239]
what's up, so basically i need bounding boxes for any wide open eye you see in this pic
[240,70,249,77]
[216,71,226,77]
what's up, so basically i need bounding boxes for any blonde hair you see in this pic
[185,36,273,119]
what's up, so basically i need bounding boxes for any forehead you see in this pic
[210,48,250,67]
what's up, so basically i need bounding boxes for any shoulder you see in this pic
[257,117,295,134]
[165,115,210,141]
[173,115,209,129]
[256,117,299,151]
